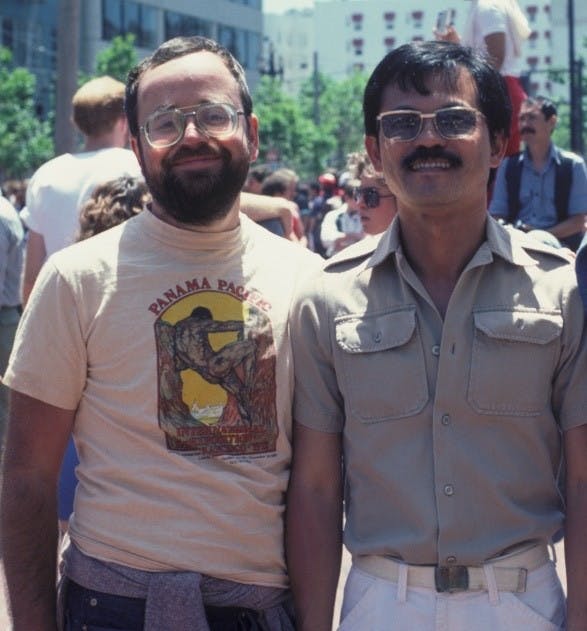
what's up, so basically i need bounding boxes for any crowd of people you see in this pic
[0,1,586,630]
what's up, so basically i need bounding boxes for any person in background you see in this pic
[489,96,587,251]
[348,150,398,237]
[436,0,530,157]
[319,180,364,257]
[262,169,307,246]
[243,164,270,195]
[21,76,143,305]
[1,35,318,630]
[287,41,587,631]
[0,193,24,445]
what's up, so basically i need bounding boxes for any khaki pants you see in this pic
[340,551,565,630]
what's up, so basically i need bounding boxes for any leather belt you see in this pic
[353,544,550,594]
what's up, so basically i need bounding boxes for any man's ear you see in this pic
[130,135,143,167]
[365,134,383,171]
[489,131,508,169]
[247,113,260,163]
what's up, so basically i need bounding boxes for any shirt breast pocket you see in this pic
[335,307,429,423]
[468,310,562,416]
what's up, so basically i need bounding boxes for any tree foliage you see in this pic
[80,34,138,85]
[0,48,54,180]
[95,34,138,83]
[253,71,368,181]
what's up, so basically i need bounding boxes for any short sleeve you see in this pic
[4,259,87,409]
[567,158,587,216]
[290,272,345,433]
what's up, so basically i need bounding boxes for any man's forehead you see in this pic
[139,51,232,94]
[380,70,478,108]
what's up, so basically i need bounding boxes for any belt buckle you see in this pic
[434,565,469,593]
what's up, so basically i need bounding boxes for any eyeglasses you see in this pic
[141,102,245,148]
[377,107,484,142]
[353,187,395,209]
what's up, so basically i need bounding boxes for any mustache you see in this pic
[164,145,223,166]
[402,146,462,169]
[520,127,535,135]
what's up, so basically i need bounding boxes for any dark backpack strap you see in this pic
[505,152,523,224]
[554,151,573,223]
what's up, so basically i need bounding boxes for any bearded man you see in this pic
[1,36,318,631]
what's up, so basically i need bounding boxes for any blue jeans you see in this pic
[63,579,145,631]
[63,578,287,630]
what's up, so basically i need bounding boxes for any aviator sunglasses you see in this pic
[141,102,245,148]
[377,106,485,142]
[353,187,395,209]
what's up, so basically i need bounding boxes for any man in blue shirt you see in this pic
[576,234,587,313]
[489,96,587,250]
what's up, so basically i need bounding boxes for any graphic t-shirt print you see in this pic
[151,276,277,456]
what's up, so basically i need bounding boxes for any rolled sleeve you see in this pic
[290,273,344,433]
[551,279,587,431]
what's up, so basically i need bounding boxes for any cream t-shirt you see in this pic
[5,210,318,587]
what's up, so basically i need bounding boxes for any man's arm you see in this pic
[484,32,506,71]
[240,192,295,238]
[547,213,587,240]
[565,423,587,631]
[286,422,343,631]
[21,229,47,307]
[1,391,75,630]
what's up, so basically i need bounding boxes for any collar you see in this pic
[523,142,558,167]
[364,216,540,272]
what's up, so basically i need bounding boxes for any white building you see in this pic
[264,0,583,101]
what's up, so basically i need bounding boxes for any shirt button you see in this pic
[444,484,454,496]
[441,414,451,426]
[374,331,382,343]
[432,344,440,356]
[446,556,457,565]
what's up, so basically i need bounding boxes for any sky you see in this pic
[263,0,315,14]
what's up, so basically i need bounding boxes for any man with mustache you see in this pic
[489,96,587,251]
[287,42,587,631]
[1,36,317,630]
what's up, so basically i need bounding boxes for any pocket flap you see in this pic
[473,310,562,345]
[336,308,417,353]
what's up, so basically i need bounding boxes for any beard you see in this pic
[140,143,251,226]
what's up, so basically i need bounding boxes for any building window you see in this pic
[412,35,424,43]
[526,56,539,70]
[218,25,250,68]
[384,36,395,52]
[526,5,537,22]
[103,0,123,40]
[165,11,211,40]
[384,11,395,30]
[102,0,158,48]
[1,17,14,50]
[412,11,424,28]
[351,13,363,31]
[528,30,538,49]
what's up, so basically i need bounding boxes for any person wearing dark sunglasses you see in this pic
[288,41,586,631]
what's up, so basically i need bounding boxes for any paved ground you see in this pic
[0,541,566,629]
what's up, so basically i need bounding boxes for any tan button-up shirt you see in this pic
[291,217,587,566]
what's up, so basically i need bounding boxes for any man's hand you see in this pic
[240,192,295,237]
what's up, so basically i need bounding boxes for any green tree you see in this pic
[253,71,368,180]
[301,71,368,171]
[79,34,138,85]
[0,48,54,180]
[254,76,325,180]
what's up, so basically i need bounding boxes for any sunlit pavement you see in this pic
[0,541,567,630]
